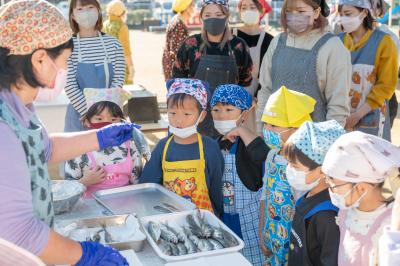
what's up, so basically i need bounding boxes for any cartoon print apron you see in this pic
[162,134,213,212]
[0,99,55,227]
[339,30,391,140]
[263,149,294,266]
[64,32,115,132]
[337,207,392,266]
[221,140,264,266]
[84,141,133,198]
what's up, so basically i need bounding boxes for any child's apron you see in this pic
[339,29,391,140]
[263,149,293,266]
[221,140,263,266]
[162,134,213,212]
[338,207,392,266]
[0,99,54,227]
[64,32,115,132]
[84,141,133,198]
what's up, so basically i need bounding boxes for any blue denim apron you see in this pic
[64,32,115,132]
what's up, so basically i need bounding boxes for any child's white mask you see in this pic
[169,114,202,138]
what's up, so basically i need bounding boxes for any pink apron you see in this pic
[338,207,392,266]
[84,141,133,198]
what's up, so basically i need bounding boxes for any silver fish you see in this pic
[160,224,179,244]
[208,238,224,250]
[176,242,188,255]
[158,239,172,255]
[170,242,180,256]
[165,223,186,242]
[211,228,226,247]
[183,236,198,254]
[197,239,214,252]
[186,213,203,237]
[220,226,239,247]
[187,210,214,238]
[148,221,161,243]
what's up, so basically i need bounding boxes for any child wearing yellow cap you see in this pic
[227,86,316,265]
[103,0,134,84]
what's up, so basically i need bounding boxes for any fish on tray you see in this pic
[146,210,239,256]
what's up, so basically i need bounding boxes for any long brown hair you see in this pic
[200,4,232,50]
[280,0,328,32]
[69,0,103,34]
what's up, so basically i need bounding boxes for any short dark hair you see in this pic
[0,39,74,90]
[282,142,320,170]
[338,6,375,30]
[69,0,103,34]
[167,93,203,113]
[82,101,125,122]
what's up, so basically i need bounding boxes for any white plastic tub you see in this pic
[140,209,244,262]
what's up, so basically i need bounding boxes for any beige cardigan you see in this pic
[256,27,352,133]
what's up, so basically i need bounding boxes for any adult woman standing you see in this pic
[162,0,195,80]
[0,0,135,264]
[337,0,398,141]
[173,0,253,138]
[256,0,352,134]
[64,0,125,132]
[103,0,135,84]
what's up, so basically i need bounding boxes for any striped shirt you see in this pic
[65,33,126,115]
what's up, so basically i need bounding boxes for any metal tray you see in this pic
[140,210,244,262]
[55,215,146,251]
[93,183,196,218]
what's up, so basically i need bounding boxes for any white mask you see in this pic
[74,9,99,29]
[213,114,243,135]
[169,114,203,138]
[286,165,320,192]
[35,59,67,102]
[340,15,363,33]
[329,184,367,210]
[241,10,260,25]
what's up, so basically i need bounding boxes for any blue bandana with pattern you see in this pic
[287,120,346,165]
[211,84,252,110]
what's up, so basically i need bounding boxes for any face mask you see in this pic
[241,10,260,25]
[169,114,203,138]
[340,15,363,33]
[203,17,227,36]
[263,128,282,150]
[213,113,243,135]
[74,9,99,29]
[329,184,368,210]
[35,59,67,102]
[286,165,320,192]
[286,12,312,34]
[90,121,112,129]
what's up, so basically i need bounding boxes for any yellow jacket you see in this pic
[343,29,398,109]
[103,15,131,57]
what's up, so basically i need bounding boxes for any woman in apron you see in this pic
[172,0,253,139]
[322,131,400,266]
[234,0,274,133]
[337,0,398,141]
[0,1,134,264]
[256,0,352,134]
[65,0,126,132]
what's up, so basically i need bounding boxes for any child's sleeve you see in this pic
[205,139,224,217]
[138,140,165,184]
[65,154,89,180]
[246,137,270,163]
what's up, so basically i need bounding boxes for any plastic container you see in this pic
[140,210,244,262]
[52,180,85,215]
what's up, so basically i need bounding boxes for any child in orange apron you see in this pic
[65,88,150,198]
[139,78,224,216]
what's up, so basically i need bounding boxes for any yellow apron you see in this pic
[162,134,214,212]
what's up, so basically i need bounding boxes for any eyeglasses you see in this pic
[324,176,350,191]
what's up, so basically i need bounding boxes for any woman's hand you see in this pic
[75,241,128,266]
[80,166,106,186]
[96,122,140,150]
[345,104,372,131]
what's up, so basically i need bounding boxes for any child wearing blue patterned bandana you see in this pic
[211,84,268,266]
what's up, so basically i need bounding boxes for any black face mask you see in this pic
[203,17,227,36]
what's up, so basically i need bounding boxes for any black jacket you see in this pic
[218,137,269,191]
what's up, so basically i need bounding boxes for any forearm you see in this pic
[38,230,82,265]
[259,201,266,236]
[49,131,99,164]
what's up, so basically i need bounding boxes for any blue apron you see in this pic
[221,140,264,266]
[64,32,115,132]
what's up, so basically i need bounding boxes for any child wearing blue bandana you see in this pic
[225,86,316,266]
[211,84,269,266]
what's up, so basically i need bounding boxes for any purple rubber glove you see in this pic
[96,122,141,150]
[75,241,129,266]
